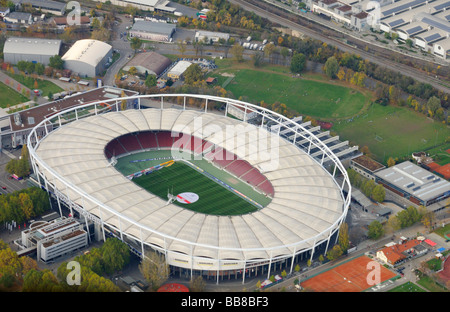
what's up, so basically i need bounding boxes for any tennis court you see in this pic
[301,256,397,292]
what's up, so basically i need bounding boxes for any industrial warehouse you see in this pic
[306,0,450,60]
[3,37,62,65]
[62,39,113,77]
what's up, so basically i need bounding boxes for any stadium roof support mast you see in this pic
[27,93,351,283]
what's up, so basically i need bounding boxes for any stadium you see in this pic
[28,93,351,283]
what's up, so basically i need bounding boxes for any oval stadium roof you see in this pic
[35,108,345,262]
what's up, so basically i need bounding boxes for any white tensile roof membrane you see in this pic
[35,109,345,261]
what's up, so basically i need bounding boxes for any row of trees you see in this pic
[367,205,434,240]
[347,168,386,203]
[56,237,130,292]
[0,187,50,225]
[0,237,130,291]
[6,144,30,179]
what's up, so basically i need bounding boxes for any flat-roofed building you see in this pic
[3,36,61,65]
[12,0,66,15]
[350,154,385,180]
[128,20,176,42]
[167,60,191,80]
[195,30,230,43]
[375,161,450,208]
[0,86,138,148]
[93,0,175,13]
[20,217,88,262]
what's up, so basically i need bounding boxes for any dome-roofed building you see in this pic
[62,39,112,78]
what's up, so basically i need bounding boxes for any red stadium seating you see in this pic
[156,132,174,148]
[241,168,267,186]
[105,138,127,157]
[118,134,142,153]
[136,132,158,149]
[104,130,275,197]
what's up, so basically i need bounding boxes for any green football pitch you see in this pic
[114,151,271,216]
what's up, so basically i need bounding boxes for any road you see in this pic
[229,0,450,94]
[103,15,135,87]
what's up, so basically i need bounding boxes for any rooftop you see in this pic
[62,39,112,67]
[130,20,176,36]
[9,87,138,132]
[351,155,386,172]
[375,161,450,202]
[3,36,61,56]
[124,51,171,76]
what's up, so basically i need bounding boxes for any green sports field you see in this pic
[114,150,271,216]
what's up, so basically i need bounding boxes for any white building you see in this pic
[195,30,230,43]
[128,20,176,42]
[20,217,88,262]
[93,0,175,13]
[167,60,192,80]
[3,37,61,65]
[62,39,113,77]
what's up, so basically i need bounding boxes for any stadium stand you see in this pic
[156,131,174,148]
[104,130,275,197]
[136,132,159,149]
[118,134,142,152]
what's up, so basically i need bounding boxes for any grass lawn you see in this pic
[114,150,269,216]
[331,102,450,163]
[8,73,63,96]
[209,67,371,120]
[388,281,426,292]
[416,275,448,292]
[207,59,449,164]
[0,81,29,108]
[131,161,260,215]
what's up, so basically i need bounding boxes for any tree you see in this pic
[280,47,290,65]
[290,53,306,74]
[263,43,275,63]
[230,43,244,62]
[338,222,349,253]
[324,56,339,79]
[421,211,436,231]
[367,220,384,239]
[49,55,64,69]
[145,74,157,88]
[139,251,169,291]
[184,63,203,85]
[251,52,264,67]
[426,96,441,117]
[130,37,142,53]
[387,157,396,167]
[326,245,343,261]
[91,28,111,42]
[177,40,186,56]
[22,269,60,292]
[128,66,138,76]
[190,275,206,292]
[101,237,130,275]
[371,184,386,203]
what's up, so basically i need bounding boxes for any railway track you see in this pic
[230,0,450,94]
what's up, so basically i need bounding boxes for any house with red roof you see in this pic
[376,239,428,267]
